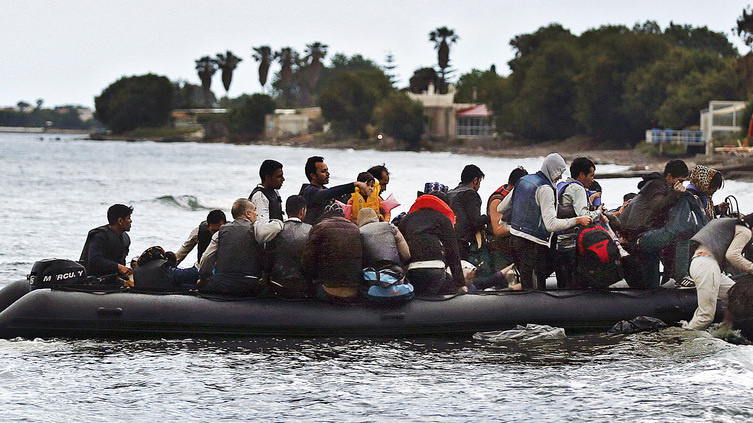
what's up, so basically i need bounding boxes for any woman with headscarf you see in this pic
[687,164,724,221]
[498,153,592,290]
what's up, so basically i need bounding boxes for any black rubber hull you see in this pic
[0,280,708,339]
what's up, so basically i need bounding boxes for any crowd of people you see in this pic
[78,154,753,331]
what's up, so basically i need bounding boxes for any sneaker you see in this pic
[676,276,696,290]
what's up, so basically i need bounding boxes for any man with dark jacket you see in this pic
[302,203,364,300]
[299,156,371,224]
[174,209,227,267]
[399,191,465,295]
[199,198,282,296]
[447,164,489,260]
[620,159,689,240]
[269,195,312,298]
[79,204,133,284]
[620,159,689,288]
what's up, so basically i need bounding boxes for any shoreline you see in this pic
[13,129,753,178]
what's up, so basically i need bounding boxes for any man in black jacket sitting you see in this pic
[79,204,133,284]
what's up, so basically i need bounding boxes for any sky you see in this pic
[1,0,751,109]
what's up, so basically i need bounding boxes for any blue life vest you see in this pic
[509,171,555,244]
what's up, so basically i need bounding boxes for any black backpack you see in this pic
[576,224,623,288]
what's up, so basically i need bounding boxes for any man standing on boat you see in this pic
[299,156,371,224]
[79,204,133,284]
[174,209,227,268]
[499,154,592,290]
[198,198,281,296]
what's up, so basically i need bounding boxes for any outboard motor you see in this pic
[27,259,87,289]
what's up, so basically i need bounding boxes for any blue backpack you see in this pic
[363,267,414,303]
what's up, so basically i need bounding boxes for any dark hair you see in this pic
[570,157,595,180]
[710,171,724,192]
[357,172,375,184]
[663,159,689,178]
[367,164,389,181]
[286,195,307,217]
[206,209,227,225]
[623,193,637,203]
[107,204,133,225]
[259,159,283,182]
[460,164,485,184]
[508,167,528,186]
[305,156,324,181]
[588,180,602,193]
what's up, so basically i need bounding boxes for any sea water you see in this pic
[0,133,752,421]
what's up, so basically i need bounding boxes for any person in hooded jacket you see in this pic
[683,214,753,331]
[399,190,465,296]
[619,160,689,289]
[357,208,410,271]
[133,246,199,290]
[498,153,592,290]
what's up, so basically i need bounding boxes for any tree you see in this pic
[318,72,381,137]
[304,42,328,89]
[94,74,174,134]
[16,101,30,112]
[429,26,459,93]
[273,47,299,107]
[374,92,424,149]
[252,45,273,89]
[408,67,438,93]
[35,99,43,111]
[226,94,276,138]
[737,6,753,47]
[195,56,218,106]
[216,50,243,95]
[383,51,398,86]
[174,80,214,108]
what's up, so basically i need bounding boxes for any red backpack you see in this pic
[576,224,623,288]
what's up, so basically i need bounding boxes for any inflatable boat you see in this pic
[0,279,710,339]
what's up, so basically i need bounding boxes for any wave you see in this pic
[153,195,208,211]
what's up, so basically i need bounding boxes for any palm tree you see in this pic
[195,56,218,105]
[275,47,298,107]
[304,41,328,89]
[216,50,243,95]
[429,27,459,93]
[252,45,273,90]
